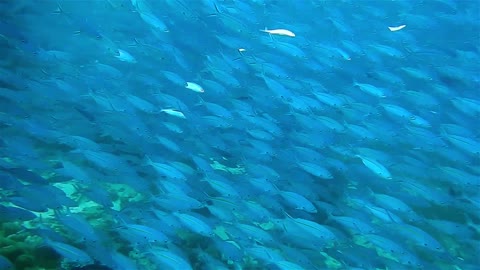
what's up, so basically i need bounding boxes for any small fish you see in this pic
[274,260,305,270]
[260,28,296,37]
[173,212,214,237]
[353,82,387,98]
[388,24,406,32]
[150,248,192,270]
[185,82,204,93]
[161,109,186,119]
[278,190,318,213]
[297,162,333,179]
[115,49,136,63]
[45,239,93,265]
[356,155,392,180]
[118,223,169,244]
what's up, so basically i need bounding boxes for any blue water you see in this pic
[0,0,479,269]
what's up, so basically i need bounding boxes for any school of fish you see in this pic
[0,0,479,269]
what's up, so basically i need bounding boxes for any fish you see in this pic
[0,255,13,270]
[353,82,387,98]
[117,223,169,244]
[1,0,478,269]
[44,239,93,265]
[115,49,137,63]
[0,205,37,222]
[273,260,305,270]
[388,24,406,32]
[55,210,99,242]
[260,28,296,37]
[172,212,214,237]
[185,82,205,93]
[297,162,333,180]
[161,108,186,119]
[277,190,318,213]
[150,247,193,270]
[355,154,392,180]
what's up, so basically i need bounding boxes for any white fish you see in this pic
[185,82,204,93]
[388,24,406,32]
[161,109,186,119]
[115,49,136,63]
[260,28,295,37]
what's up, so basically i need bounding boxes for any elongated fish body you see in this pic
[173,212,213,237]
[354,82,387,98]
[161,108,186,119]
[260,28,296,37]
[45,239,93,265]
[278,191,317,213]
[115,49,136,63]
[356,155,392,179]
[297,162,333,179]
[185,82,204,93]
[388,24,406,31]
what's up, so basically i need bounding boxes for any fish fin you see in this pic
[194,96,206,107]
